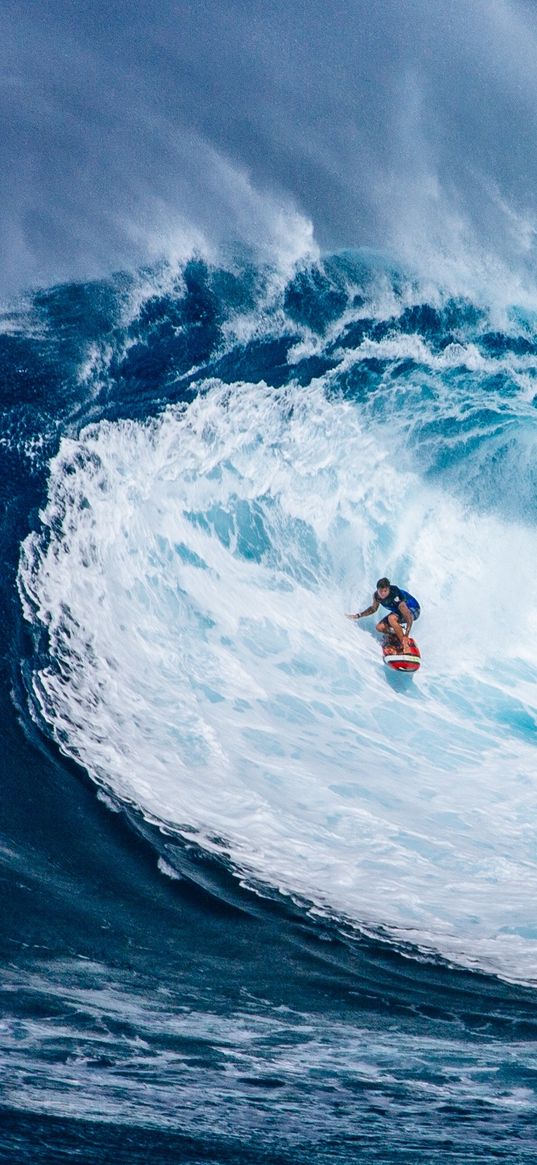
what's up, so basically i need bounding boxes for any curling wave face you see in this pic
[16,252,537,982]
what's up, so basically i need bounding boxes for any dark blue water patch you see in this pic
[480,331,537,357]
[208,333,295,387]
[0,278,133,422]
[325,295,494,362]
[396,299,486,346]
[131,261,222,340]
[0,411,55,506]
[109,261,224,400]
[208,336,337,389]
[397,302,446,337]
[0,280,130,442]
[283,262,349,332]
[329,315,389,354]
[2,1107,535,1164]
[289,352,338,386]
[440,298,487,334]
[208,260,265,318]
[0,1110,299,1165]
[0,333,60,408]
[328,312,442,360]
[33,277,126,353]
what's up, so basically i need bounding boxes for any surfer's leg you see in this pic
[386,613,406,647]
[401,610,419,651]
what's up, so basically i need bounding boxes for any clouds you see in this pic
[2,0,537,298]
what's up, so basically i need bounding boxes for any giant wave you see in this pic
[16,251,537,984]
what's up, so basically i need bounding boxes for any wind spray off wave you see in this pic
[18,339,537,982]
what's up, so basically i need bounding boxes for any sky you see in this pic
[2,0,537,298]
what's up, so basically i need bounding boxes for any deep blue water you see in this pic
[1,251,537,1162]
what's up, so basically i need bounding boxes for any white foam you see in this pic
[18,379,537,982]
[157,858,183,881]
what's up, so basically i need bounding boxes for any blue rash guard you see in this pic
[374,585,421,620]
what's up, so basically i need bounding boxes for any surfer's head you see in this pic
[376,577,390,593]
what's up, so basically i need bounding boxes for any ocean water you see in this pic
[2,249,537,1162]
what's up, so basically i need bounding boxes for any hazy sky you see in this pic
[2,0,537,297]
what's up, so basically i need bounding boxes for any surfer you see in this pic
[346,577,420,654]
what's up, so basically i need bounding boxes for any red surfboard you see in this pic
[382,636,421,672]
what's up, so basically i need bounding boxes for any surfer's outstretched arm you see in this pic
[345,596,379,620]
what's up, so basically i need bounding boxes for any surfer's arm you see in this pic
[346,597,379,620]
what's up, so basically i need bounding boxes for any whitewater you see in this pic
[16,253,537,984]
